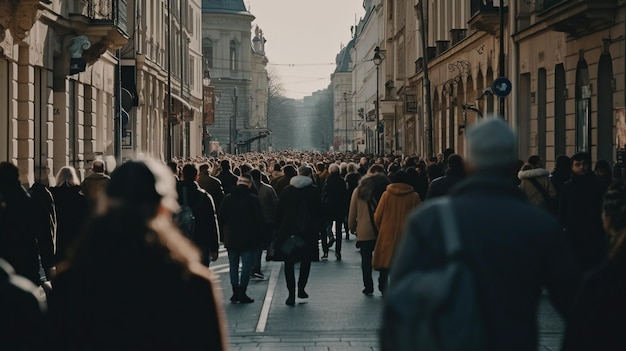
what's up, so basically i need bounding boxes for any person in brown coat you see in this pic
[80,159,110,212]
[518,155,557,214]
[48,160,227,350]
[372,170,421,294]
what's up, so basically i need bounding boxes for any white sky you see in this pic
[247,0,365,99]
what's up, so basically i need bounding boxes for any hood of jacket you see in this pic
[289,175,313,189]
[518,168,549,180]
[357,173,390,201]
[385,183,416,196]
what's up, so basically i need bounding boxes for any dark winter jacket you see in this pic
[197,172,225,210]
[0,182,48,285]
[28,182,56,275]
[218,185,264,251]
[345,172,361,198]
[550,168,571,196]
[274,176,322,262]
[559,173,607,271]
[389,175,579,351]
[321,173,348,220]
[80,172,110,211]
[217,169,238,195]
[424,171,466,200]
[177,181,220,263]
[562,259,626,351]
[50,185,89,263]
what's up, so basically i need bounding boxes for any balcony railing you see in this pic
[469,0,505,33]
[471,0,499,17]
[87,0,128,34]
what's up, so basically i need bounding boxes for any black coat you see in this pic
[424,172,466,200]
[274,176,322,262]
[177,181,220,263]
[389,175,579,351]
[321,173,348,220]
[558,173,607,271]
[218,185,264,251]
[51,185,89,263]
[217,170,238,195]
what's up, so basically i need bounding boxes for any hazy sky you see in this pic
[247,0,365,99]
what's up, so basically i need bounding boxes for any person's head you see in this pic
[328,163,340,174]
[594,160,612,180]
[220,159,231,171]
[347,162,358,174]
[0,161,20,187]
[273,163,282,172]
[602,182,626,262]
[447,154,465,175]
[282,165,297,178]
[166,161,179,177]
[465,118,517,175]
[250,168,262,182]
[55,166,81,187]
[436,153,444,163]
[181,164,198,182]
[555,155,571,172]
[527,155,543,169]
[393,170,411,185]
[570,152,591,176]
[198,163,210,175]
[237,173,253,188]
[239,163,253,175]
[92,160,106,174]
[316,162,325,172]
[105,159,179,218]
[298,165,313,177]
[359,157,368,166]
[367,164,386,175]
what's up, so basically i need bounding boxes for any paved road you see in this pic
[209,232,565,351]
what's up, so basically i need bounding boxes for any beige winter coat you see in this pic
[518,167,557,208]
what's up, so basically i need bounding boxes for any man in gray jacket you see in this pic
[384,118,579,351]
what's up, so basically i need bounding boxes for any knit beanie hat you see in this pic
[466,118,517,171]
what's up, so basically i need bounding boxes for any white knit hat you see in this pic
[466,117,517,171]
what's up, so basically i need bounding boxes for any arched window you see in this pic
[202,38,213,68]
[597,51,614,161]
[230,40,237,71]
[575,58,591,153]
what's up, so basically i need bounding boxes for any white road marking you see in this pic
[255,261,282,333]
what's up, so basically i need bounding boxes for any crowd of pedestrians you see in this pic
[1,116,625,349]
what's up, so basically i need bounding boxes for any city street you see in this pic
[209,232,566,351]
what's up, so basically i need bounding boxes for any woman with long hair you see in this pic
[48,160,227,350]
[50,166,88,263]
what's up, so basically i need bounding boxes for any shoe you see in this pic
[362,288,374,296]
[335,253,342,261]
[230,286,239,303]
[238,291,254,304]
[298,289,309,299]
[321,253,328,259]
[328,237,336,247]
[253,272,265,279]
[286,294,296,306]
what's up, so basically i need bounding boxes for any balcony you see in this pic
[535,0,617,37]
[469,0,505,34]
[69,0,129,63]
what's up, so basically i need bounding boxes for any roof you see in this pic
[334,39,354,73]
[202,0,249,14]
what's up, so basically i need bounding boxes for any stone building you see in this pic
[331,41,355,152]
[202,0,269,154]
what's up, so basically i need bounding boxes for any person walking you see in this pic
[424,154,466,200]
[47,160,227,350]
[197,163,225,211]
[372,170,421,294]
[562,181,626,351]
[348,164,389,295]
[177,164,220,266]
[343,162,361,240]
[218,174,264,304]
[50,166,89,264]
[517,155,557,214]
[250,169,278,279]
[80,159,110,212]
[274,166,322,306]
[0,162,50,286]
[559,152,607,272]
[383,118,579,351]
[217,159,239,194]
[321,163,349,260]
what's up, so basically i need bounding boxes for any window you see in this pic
[575,59,591,153]
[230,40,237,71]
[203,38,213,68]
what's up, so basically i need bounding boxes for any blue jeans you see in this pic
[228,249,255,289]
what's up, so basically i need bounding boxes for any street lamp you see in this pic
[343,92,348,152]
[202,68,211,156]
[373,46,382,156]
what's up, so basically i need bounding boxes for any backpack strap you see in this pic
[436,197,461,257]
[527,178,551,203]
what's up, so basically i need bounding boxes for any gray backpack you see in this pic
[382,197,484,351]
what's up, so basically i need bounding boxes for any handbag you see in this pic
[281,235,305,255]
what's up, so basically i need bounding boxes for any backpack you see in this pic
[381,197,484,351]
[174,186,196,239]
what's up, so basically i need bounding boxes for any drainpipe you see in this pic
[510,0,518,130]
